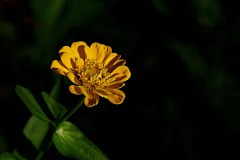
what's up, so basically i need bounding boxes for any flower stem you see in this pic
[34,151,44,160]
[55,95,85,131]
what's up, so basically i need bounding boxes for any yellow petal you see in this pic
[107,89,125,104]
[107,59,126,73]
[71,41,90,62]
[97,44,112,64]
[102,46,112,64]
[80,86,93,99]
[50,60,70,75]
[107,73,127,83]
[57,69,67,76]
[69,85,82,95]
[84,91,99,107]
[75,58,84,70]
[95,88,110,98]
[104,82,125,89]
[51,68,65,76]
[59,46,75,62]
[89,42,102,62]
[95,88,125,104]
[107,66,131,81]
[66,72,81,85]
[104,53,121,69]
[60,52,75,70]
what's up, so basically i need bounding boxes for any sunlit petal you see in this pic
[50,60,70,75]
[107,66,130,81]
[97,45,112,64]
[104,53,121,69]
[107,59,126,73]
[60,52,75,70]
[71,41,90,62]
[89,42,102,62]
[59,46,75,62]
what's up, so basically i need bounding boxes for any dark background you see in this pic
[0,0,240,159]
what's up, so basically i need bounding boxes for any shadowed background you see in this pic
[0,0,239,159]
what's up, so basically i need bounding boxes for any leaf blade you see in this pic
[22,115,49,150]
[15,84,54,124]
[41,91,67,121]
[52,121,109,160]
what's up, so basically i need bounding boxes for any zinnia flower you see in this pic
[50,41,131,107]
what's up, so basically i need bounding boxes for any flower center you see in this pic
[75,59,113,91]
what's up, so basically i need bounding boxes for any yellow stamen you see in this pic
[90,76,93,83]
[97,79,100,84]
[84,66,89,75]
[95,70,101,80]
[93,73,98,79]
[98,70,103,77]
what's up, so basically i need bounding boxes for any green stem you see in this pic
[55,95,85,131]
[34,151,44,160]
[50,76,61,100]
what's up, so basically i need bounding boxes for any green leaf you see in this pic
[15,84,54,125]
[52,121,109,160]
[12,149,28,160]
[0,152,17,160]
[41,91,67,121]
[22,115,49,150]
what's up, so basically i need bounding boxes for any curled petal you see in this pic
[80,86,93,99]
[104,53,121,69]
[59,46,75,62]
[69,85,82,95]
[50,60,70,75]
[66,72,81,85]
[107,66,131,81]
[84,91,99,107]
[71,41,90,62]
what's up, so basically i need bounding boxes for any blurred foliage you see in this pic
[189,0,222,27]
[0,132,8,155]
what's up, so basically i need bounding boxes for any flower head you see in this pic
[51,41,131,107]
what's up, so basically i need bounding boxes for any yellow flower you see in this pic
[50,41,131,107]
